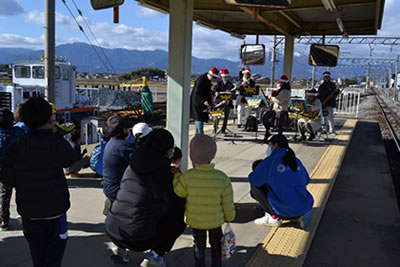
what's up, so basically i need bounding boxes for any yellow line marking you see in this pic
[246,119,358,267]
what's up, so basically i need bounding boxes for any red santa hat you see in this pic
[220,68,229,77]
[307,88,319,96]
[323,71,331,77]
[209,67,219,78]
[242,67,251,74]
[280,75,289,83]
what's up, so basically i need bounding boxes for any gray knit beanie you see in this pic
[190,134,217,165]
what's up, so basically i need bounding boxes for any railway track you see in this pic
[373,89,400,153]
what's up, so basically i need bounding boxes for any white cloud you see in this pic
[25,10,73,26]
[192,27,243,60]
[135,6,164,18]
[78,21,168,51]
[0,0,25,17]
[0,33,44,49]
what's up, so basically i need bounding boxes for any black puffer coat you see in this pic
[190,73,212,122]
[0,129,76,218]
[105,146,180,242]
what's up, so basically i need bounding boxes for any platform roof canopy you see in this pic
[137,0,385,37]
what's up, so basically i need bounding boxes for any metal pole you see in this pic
[366,64,370,89]
[390,63,394,88]
[270,35,276,87]
[312,66,316,87]
[395,55,399,100]
[45,0,56,103]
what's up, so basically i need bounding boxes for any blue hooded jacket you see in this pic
[0,127,24,170]
[249,148,314,217]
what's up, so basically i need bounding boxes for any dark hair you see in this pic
[144,128,174,155]
[252,159,263,171]
[171,146,182,162]
[268,134,297,171]
[14,104,23,122]
[0,108,14,128]
[107,115,129,139]
[20,98,52,129]
[70,130,81,143]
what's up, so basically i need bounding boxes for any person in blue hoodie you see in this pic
[248,134,314,228]
[0,108,24,230]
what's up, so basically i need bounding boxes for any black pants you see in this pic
[108,207,186,256]
[250,185,277,217]
[250,185,299,220]
[22,217,68,267]
[0,182,12,222]
[219,105,231,132]
[192,227,223,267]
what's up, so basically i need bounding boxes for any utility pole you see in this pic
[366,64,370,89]
[395,55,399,101]
[312,66,316,87]
[45,0,56,103]
[270,35,276,87]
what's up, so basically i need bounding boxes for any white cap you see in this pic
[132,122,152,137]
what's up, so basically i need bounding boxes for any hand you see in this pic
[215,92,220,97]
[204,101,209,106]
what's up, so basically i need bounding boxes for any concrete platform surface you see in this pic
[0,122,342,267]
[304,120,400,267]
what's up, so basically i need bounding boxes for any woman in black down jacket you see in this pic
[105,128,186,267]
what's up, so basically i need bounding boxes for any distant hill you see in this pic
[0,42,367,78]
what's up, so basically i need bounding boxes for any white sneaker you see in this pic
[140,250,166,267]
[254,213,281,226]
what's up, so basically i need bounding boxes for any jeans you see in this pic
[194,121,204,134]
[0,182,12,222]
[192,227,223,267]
[22,216,68,267]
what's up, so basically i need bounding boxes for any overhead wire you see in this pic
[60,0,112,74]
[70,0,117,74]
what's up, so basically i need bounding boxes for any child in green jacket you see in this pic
[173,134,235,267]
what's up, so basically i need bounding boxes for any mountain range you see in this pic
[0,42,368,79]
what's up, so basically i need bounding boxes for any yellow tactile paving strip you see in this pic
[246,119,358,267]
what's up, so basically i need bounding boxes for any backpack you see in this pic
[244,116,258,132]
[89,144,101,171]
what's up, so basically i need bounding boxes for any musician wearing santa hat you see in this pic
[237,67,256,128]
[318,71,339,135]
[298,88,322,141]
[190,66,219,134]
[263,75,291,142]
[214,68,235,134]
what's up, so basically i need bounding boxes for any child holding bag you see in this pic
[173,134,235,267]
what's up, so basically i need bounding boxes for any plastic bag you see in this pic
[221,223,236,261]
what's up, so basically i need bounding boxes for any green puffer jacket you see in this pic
[173,163,235,230]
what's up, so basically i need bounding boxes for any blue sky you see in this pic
[0,0,399,61]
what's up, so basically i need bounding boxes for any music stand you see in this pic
[211,93,238,140]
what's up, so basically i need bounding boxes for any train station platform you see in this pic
[1,118,399,267]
